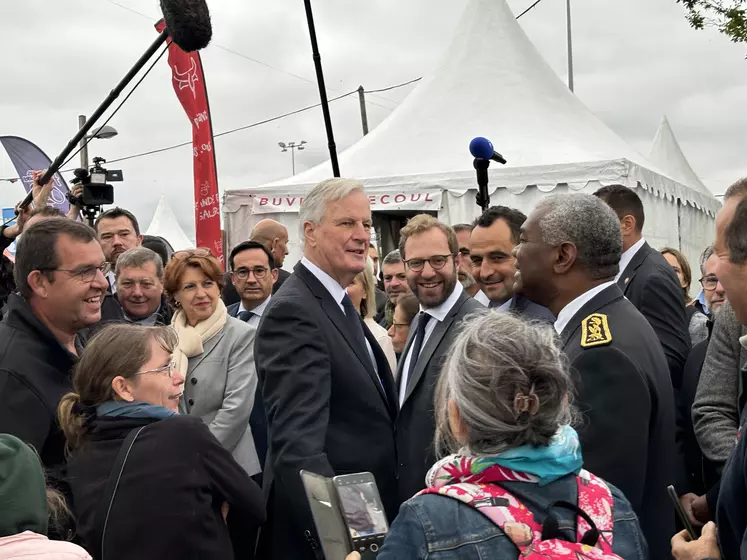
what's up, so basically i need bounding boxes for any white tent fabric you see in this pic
[224,0,719,270]
[145,195,195,251]
[648,115,711,196]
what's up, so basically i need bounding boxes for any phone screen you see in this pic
[336,481,389,539]
[300,471,352,559]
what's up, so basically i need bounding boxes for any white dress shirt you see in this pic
[473,290,490,306]
[301,258,378,373]
[238,295,272,327]
[399,282,464,407]
[554,281,616,335]
[615,237,646,283]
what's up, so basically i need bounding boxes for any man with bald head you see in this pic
[222,219,292,305]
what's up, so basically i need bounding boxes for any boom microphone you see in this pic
[160,0,212,52]
[17,0,212,213]
[469,137,507,165]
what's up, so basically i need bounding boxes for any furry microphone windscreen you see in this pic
[160,0,212,52]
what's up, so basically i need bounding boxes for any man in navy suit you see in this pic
[226,240,278,484]
[255,179,399,559]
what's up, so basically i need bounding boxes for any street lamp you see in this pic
[278,140,307,176]
[78,115,119,169]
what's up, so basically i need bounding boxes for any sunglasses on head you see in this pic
[173,248,213,259]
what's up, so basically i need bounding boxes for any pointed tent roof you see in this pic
[226,0,718,214]
[145,195,194,251]
[648,116,711,195]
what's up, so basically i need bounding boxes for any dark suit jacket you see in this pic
[395,289,484,502]
[490,293,555,322]
[561,284,675,560]
[221,268,291,306]
[618,241,690,388]
[254,262,399,559]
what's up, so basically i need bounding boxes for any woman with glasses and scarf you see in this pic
[353,311,648,559]
[59,324,265,560]
[162,248,260,478]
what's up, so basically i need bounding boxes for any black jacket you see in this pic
[560,284,676,560]
[254,262,399,559]
[717,418,747,560]
[395,290,483,502]
[221,268,291,306]
[618,241,691,388]
[67,414,265,560]
[0,294,77,481]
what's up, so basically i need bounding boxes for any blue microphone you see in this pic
[469,137,507,164]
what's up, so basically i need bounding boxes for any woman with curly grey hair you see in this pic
[370,311,648,559]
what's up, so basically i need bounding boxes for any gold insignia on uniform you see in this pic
[581,313,612,348]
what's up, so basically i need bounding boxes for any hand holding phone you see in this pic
[668,485,698,540]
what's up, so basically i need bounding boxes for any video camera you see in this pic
[68,157,123,226]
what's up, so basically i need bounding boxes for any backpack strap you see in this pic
[575,469,615,551]
[91,425,147,560]
[419,482,542,553]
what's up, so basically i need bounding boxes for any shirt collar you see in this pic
[615,237,646,282]
[421,281,464,323]
[301,257,347,305]
[554,281,616,334]
[239,294,272,317]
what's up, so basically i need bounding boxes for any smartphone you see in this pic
[667,485,698,540]
[333,473,389,556]
[300,470,387,559]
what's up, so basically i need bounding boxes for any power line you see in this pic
[516,0,545,19]
[365,77,422,94]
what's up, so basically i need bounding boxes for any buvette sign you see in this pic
[251,190,443,214]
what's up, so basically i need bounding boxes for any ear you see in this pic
[230,271,238,287]
[303,221,317,248]
[137,235,144,245]
[271,268,279,284]
[620,215,637,236]
[111,376,137,403]
[553,242,577,274]
[27,270,51,299]
[448,399,468,444]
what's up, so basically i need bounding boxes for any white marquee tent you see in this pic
[145,195,195,251]
[224,0,719,269]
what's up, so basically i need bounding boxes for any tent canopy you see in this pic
[145,195,194,251]
[648,115,711,196]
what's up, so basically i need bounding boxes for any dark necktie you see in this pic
[407,312,432,383]
[341,294,373,370]
[238,310,253,322]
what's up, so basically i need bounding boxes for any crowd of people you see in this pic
[0,172,746,559]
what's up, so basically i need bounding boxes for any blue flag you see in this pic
[0,136,70,214]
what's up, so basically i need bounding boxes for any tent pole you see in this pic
[566,0,574,92]
[358,86,370,136]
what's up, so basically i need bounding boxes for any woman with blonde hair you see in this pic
[163,248,260,476]
[347,257,397,372]
[59,324,264,560]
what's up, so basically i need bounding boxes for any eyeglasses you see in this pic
[700,275,720,291]
[404,254,454,272]
[232,266,268,280]
[41,262,111,283]
[134,361,178,378]
[174,248,213,259]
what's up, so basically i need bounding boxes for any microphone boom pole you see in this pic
[18,30,170,211]
[303,0,340,177]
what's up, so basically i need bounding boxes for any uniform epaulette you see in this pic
[581,313,612,348]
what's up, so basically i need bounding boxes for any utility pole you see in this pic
[357,86,369,136]
[278,141,307,175]
[78,115,89,169]
[566,0,574,92]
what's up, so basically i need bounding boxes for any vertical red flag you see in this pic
[155,20,223,267]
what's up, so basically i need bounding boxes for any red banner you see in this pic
[155,21,223,267]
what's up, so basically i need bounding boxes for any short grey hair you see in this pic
[115,247,164,280]
[435,311,576,457]
[382,249,403,266]
[536,194,622,280]
[700,245,715,276]
[299,178,365,243]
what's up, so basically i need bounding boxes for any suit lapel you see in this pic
[560,285,624,349]
[188,328,227,372]
[395,316,419,382]
[618,242,651,294]
[295,263,388,406]
[363,323,398,416]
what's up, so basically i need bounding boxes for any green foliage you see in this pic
[677,0,747,43]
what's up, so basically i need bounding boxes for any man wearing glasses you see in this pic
[0,218,108,488]
[395,214,483,502]
[227,240,278,326]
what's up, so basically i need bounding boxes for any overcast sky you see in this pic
[0,0,744,239]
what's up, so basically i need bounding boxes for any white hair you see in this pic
[299,178,365,244]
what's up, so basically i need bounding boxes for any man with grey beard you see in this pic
[394,214,483,502]
[452,223,488,305]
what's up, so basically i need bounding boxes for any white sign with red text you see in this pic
[251,190,443,214]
